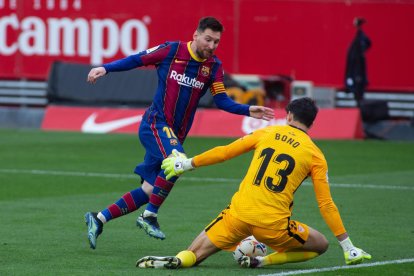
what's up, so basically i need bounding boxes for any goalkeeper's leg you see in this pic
[243,223,328,268]
[137,230,221,269]
[265,226,327,265]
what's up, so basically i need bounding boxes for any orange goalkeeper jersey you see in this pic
[193,125,346,236]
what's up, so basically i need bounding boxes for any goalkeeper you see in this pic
[136,97,371,269]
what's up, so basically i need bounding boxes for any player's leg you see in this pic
[99,182,151,223]
[84,212,103,249]
[136,206,248,269]
[144,172,178,218]
[135,119,184,239]
[84,119,156,249]
[84,180,151,249]
[136,176,177,239]
[256,228,326,267]
[301,226,329,254]
[184,229,221,266]
[143,125,183,217]
[136,230,219,269]
[185,206,250,266]
[241,220,326,268]
[136,175,177,240]
[84,142,159,249]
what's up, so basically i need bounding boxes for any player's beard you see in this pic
[196,48,213,59]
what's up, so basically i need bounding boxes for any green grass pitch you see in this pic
[0,129,413,275]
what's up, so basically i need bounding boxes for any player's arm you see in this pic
[87,43,171,84]
[161,130,264,180]
[192,131,258,167]
[311,158,371,265]
[87,54,144,84]
[210,77,248,116]
[212,88,274,121]
[210,64,274,121]
[311,162,346,236]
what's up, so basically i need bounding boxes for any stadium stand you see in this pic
[336,91,414,120]
[0,80,47,128]
[0,80,48,107]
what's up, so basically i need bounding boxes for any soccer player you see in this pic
[136,97,371,269]
[84,16,274,248]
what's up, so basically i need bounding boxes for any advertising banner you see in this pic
[42,105,364,139]
[1,0,413,90]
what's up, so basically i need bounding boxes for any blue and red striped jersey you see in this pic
[104,41,249,141]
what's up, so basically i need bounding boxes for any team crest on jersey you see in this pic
[170,139,178,145]
[201,66,210,77]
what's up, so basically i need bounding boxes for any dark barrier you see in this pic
[47,62,214,108]
[360,99,390,122]
[0,107,45,128]
[364,120,414,141]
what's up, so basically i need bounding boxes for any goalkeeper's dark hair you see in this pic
[197,17,224,33]
[285,97,318,128]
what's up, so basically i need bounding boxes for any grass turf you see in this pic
[0,129,413,275]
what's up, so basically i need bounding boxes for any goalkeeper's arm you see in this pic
[313,179,372,265]
[161,132,259,180]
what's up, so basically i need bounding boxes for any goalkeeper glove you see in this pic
[339,237,372,265]
[161,149,194,180]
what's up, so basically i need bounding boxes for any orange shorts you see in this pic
[204,207,310,252]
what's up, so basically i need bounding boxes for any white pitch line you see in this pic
[259,258,414,276]
[0,168,413,191]
[325,182,414,191]
[0,168,137,179]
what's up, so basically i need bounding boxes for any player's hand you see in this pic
[161,149,194,180]
[248,106,274,121]
[87,67,106,84]
[344,247,371,265]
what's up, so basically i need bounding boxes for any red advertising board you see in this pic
[41,105,364,139]
[1,0,414,91]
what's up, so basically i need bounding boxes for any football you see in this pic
[232,236,267,262]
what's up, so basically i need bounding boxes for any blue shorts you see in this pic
[134,109,184,185]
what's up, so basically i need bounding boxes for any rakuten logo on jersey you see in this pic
[170,70,204,89]
[0,13,150,64]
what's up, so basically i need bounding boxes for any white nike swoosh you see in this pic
[81,113,142,133]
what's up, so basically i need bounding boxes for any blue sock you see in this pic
[101,187,149,222]
[146,176,175,214]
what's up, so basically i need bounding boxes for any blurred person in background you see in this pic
[345,17,371,107]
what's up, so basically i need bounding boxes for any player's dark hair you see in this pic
[286,97,318,128]
[197,17,224,33]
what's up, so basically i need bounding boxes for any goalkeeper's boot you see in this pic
[239,256,264,268]
[345,248,372,265]
[136,256,181,269]
[84,212,103,249]
[136,214,166,240]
